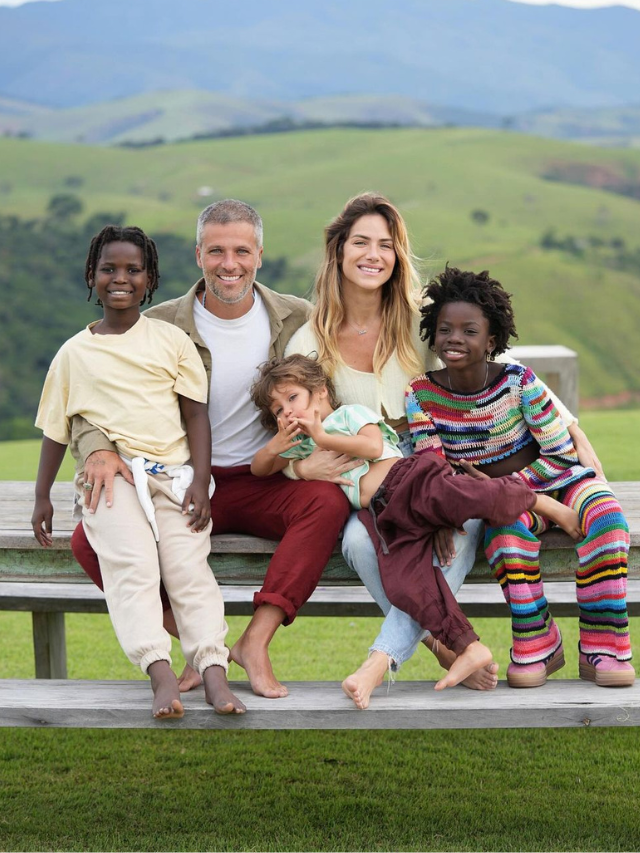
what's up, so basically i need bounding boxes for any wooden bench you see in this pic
[1,478,639,729]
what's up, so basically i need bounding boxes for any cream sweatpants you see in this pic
[81,473,228,675]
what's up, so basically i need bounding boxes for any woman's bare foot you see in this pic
[230,632,288,698]
[203,665,246,714]
[534,494,582,541]
[177,662,203,692]
[434,641,493,691]
[341,651,390,710]
[148,660,184,719]
[424,636,499,690]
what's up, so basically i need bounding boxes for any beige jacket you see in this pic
[71,280,311,466]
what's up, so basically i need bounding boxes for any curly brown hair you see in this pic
[251,354,341,431]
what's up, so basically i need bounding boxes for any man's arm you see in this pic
[70,415,134,512]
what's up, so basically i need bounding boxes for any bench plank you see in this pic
[1,678,639,730]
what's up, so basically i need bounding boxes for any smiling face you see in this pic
[91,241,149,311]
[196,220,263,311]
[434,301,496,372]
[339,214,396,295]
[269,383,330,430]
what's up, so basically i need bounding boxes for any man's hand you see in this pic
[294,447,362,486]
[82,450,134,512]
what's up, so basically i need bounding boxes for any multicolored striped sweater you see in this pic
[405,364,593,493]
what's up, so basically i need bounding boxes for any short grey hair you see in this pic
[196,199,263,248]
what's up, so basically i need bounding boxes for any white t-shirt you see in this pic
[193,290,272,466]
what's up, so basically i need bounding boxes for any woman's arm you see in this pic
[179,396,212,532]
[567,422,604,478]
[32,436,68,547]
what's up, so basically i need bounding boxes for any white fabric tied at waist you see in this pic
[126,456,215,542]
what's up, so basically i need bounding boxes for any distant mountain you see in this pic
[0,91,502,144]
[0,0,639,115]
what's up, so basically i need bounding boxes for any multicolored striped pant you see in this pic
[484,477,631,664]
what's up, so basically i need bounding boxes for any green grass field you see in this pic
[2,128,640,401]
[1,411,640,851]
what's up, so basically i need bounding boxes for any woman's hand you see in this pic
[294,448,362,486]
[83,450,134,512]
[568,423,605,479]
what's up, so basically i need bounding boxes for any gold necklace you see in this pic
[447,360,489,392]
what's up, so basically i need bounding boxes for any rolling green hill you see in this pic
[1,127,640,419]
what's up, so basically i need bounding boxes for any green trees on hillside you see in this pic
[0,206,298,440]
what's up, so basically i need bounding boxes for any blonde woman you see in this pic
[285,192,600,709]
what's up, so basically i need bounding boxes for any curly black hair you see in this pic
[84,225,160,306]
[419,266,517,357]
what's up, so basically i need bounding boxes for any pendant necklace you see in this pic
[448,360,489,392]
[348,319,369,336]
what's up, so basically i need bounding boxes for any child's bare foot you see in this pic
[434,641,493,691]
[341,651,390,710]
[425,636,499,690]
[148,660,184,719]
[203,665,246,714]
[534,494,582,541]
[230,633,288,698]
[177,662,203,692]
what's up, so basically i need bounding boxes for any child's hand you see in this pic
[269,417,302,456]
[182,481,212,533]
[296,408,325,445]
[458,459,490,480]
[32,497,54,547]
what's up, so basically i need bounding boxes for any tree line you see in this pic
[0,198,299,440]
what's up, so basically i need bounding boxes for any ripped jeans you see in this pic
[341,430,483,670]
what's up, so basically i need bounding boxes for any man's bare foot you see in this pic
[177,662,203,692]
[534,494,582,541]
[148,660,184,719]
[434,641,493,691]
[341,651,390,710]
[203,665,246,714]
[425,636,498,690]
[230,633,288,698]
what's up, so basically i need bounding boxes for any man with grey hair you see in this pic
[70,199,351,699]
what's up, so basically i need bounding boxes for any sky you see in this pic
[0,0,640,6]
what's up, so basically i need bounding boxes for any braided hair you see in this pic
[419,266,517,358]
[85,225,160,305]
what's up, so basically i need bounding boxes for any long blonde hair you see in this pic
[310,192,422,378]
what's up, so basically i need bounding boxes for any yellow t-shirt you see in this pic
[36,315,207,466]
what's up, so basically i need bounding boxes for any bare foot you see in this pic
[425,636,498,690]
[462,661,499,690]
[203,665,246,714]
[177,662,203,692]
[148,660,184,719]
[534,494,582,541]
[230,633,288,698]
[341,651,390,710]
[434,641,493,691]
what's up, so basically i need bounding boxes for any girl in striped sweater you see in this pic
[406,267,634,688]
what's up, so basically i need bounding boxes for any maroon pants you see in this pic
[359,452,537,654]
[71,465,350,625]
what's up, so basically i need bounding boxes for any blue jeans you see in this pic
[341,430,483,670]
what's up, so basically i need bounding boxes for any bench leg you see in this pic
[32,612,68,679]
